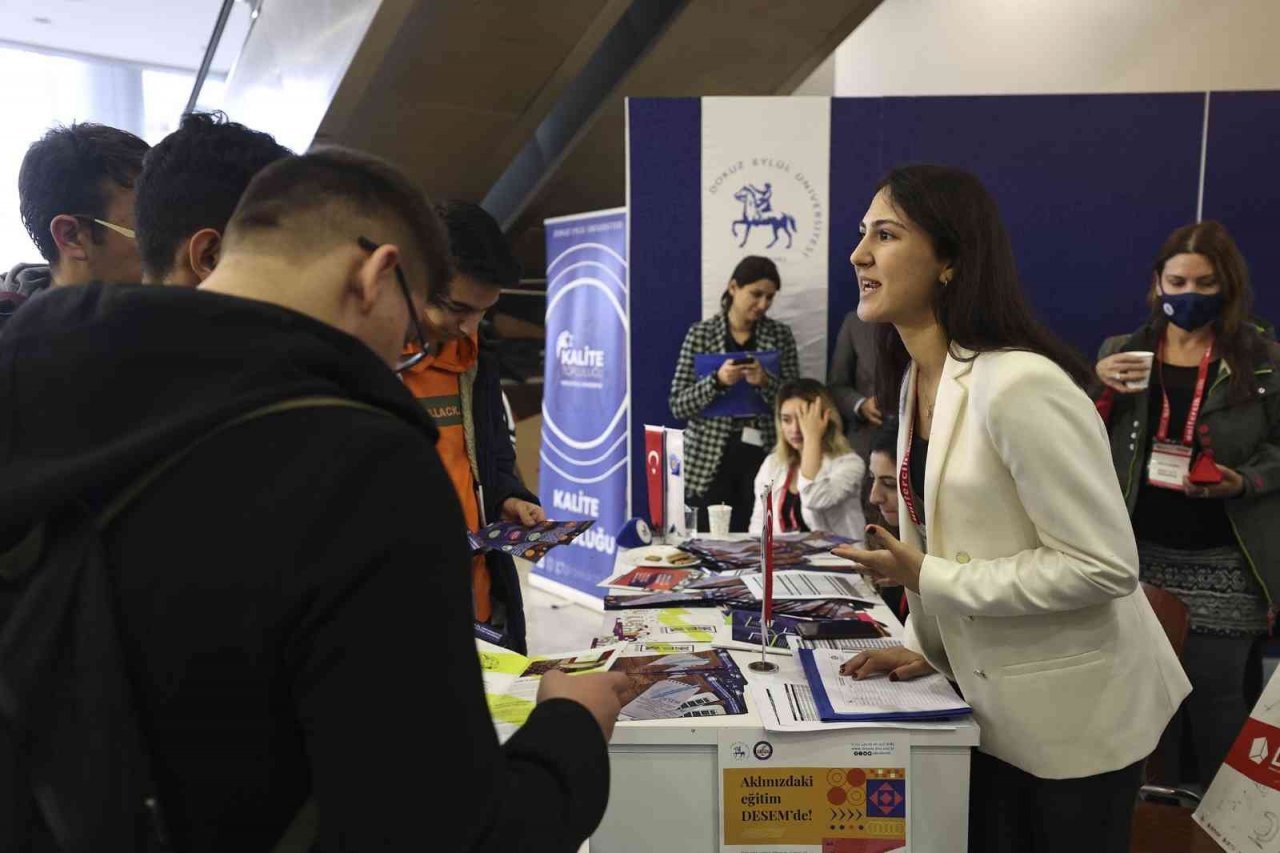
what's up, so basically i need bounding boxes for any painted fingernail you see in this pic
[889,673,899,682]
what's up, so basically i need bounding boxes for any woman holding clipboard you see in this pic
[1095,221,1280,790]
[669,256,799,532]
[831,165,1190,852]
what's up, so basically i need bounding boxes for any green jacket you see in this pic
[1097,325,1280,603]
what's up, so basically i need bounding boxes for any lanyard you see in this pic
[775,465,803,532]
[1155,335,1214,446]
[899,417,923,527]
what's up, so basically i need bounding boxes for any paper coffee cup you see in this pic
[1125,351,1155,390]
[707,504,732,537]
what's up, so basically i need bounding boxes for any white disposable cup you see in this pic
[707,504,732,537]
[1124,351,1155,390]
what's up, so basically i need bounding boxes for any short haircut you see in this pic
[18,122,149,263]
[134,112,292,280]
[226,146,451,297]
[437,200,520,288]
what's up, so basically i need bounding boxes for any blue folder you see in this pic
[692,350,781,418]
[798,648,972,722]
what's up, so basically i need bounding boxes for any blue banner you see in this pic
[536,209,629,599]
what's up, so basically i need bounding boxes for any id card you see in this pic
[1147,441,1193,491]
[740,426,764,447]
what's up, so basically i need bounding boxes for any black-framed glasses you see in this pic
[357,236,430,373]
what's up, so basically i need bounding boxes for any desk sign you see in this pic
[718,731,906,852]
[1196,668,1280,850]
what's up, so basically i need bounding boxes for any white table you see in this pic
[591,543,980,852]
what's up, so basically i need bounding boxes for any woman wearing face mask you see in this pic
[831,164,1190,852]
[670,256,799,532]
[748,379,866,539]
[1095,221,1280,792]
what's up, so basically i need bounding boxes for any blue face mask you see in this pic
[1159,291,1225,332]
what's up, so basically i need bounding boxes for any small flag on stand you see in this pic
[750,482,779,673]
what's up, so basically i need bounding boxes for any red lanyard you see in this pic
[775,466,803,532]
[1155,336,1214,446]
[899,417,923,527]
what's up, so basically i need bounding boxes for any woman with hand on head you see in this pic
[748,378,866,540]
[1095,221,1280,791]
[669,256,800,532]
[831,164,1189,852]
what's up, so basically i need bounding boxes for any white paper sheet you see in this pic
[805,648,970,718]
[742,570,878,604]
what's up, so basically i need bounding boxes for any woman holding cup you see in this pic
[747,378,866,539]
[1096,220,1280,790]
[669,256,800,533]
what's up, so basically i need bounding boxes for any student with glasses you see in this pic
[399,201,545,653]
[2,122,149,333]
[0,148,623,851]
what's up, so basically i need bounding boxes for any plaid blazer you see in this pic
[668,313,800,498]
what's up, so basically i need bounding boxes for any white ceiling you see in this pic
[0,0,253,73]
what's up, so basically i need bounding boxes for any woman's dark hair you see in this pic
[869,416,899,460]
[1148,221,1272,404]
[870,164,1090,409]
[720,255,781,312]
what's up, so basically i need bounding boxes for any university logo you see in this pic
[554,330,606,386]
[731,182,798,250]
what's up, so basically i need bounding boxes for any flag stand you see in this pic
[748,481,779,673]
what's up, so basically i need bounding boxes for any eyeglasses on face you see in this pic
[356,236,430,373]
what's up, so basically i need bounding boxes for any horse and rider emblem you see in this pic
[731,182,798,249]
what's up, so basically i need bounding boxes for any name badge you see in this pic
[1147,441,1192,491]
[741,426,764,447]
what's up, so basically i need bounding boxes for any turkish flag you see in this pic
[644,426,665,531]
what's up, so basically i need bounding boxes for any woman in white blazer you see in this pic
[833,165,1191,853]
[748,378,866,539]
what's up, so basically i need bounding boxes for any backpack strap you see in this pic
[98,395,391,529]
[95,395,391,851]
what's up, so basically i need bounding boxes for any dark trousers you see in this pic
[689,439,764,533]
[968,751,1143,853]
[1156,633,1262,789]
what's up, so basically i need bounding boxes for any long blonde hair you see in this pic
[772,378,851,466]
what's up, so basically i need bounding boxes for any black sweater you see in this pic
[0,283,608,852]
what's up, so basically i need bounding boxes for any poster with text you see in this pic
[536,208,630,599]
[1196,667,1280,850]
[719,730,907,853]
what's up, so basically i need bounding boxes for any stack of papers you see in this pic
[796,640,971,722]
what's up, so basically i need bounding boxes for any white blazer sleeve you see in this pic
[918,356,1140,617]
[796,452,866,510]
[747,456,773,535]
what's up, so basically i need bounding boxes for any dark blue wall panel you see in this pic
[1202,90,1280,331]
[626,97,701,517]
[862,93,1204,359]
[827,98,886,365]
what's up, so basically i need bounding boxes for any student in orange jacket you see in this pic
[401,201,544,652]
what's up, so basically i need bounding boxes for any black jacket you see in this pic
[0,284,608,852]
[471,340,536,652]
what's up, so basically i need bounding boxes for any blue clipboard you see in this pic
[798,648,971,722]
[692,350,781,419]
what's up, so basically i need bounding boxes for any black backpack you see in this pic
[0,397,379,852]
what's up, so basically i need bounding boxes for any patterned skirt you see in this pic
[1138,541,1269,637]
